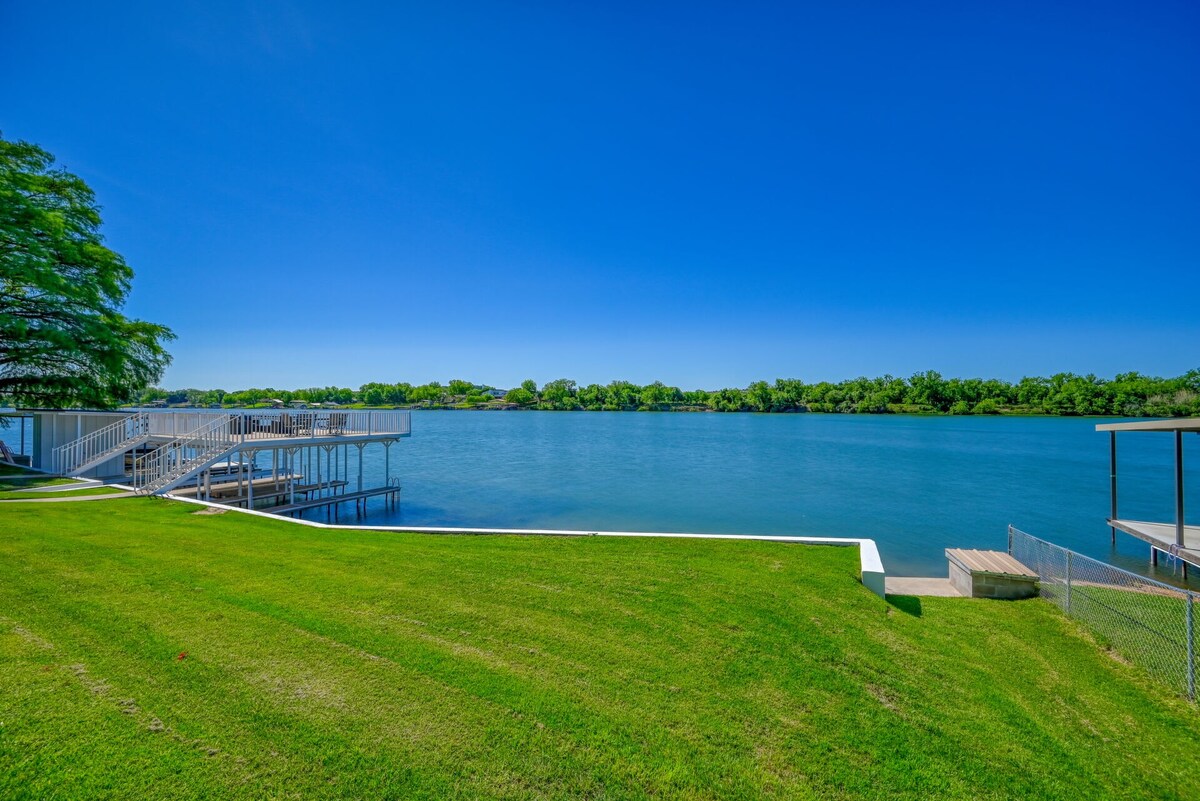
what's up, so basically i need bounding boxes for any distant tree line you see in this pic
[135,370,1200,417]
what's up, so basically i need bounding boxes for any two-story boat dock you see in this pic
[14,408,411,519]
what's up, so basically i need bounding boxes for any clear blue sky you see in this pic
[3,1,1197,390]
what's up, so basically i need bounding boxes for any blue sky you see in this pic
[3,1,1198,389]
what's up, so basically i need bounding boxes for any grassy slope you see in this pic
[0,475,76,492]
[0,465,125,498]
[0,486,127,500]
[0,501,1196,800]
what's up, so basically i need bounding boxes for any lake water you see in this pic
[5,411,1197,581]
[309,412,1198,580]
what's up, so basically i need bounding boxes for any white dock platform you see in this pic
[1110,519,1200,568]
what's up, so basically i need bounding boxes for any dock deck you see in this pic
[273,484,401,518]
[171,479,351,508]
[1110,519,1200,568]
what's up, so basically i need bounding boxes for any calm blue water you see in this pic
[301,412,1198,580]
[6,412,1198,580]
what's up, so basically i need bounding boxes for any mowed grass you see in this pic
[0,465,125,498]
[0,486,128,500]
[1063,584,1199,697]
[0,501,1197,800]
[0,473,77,492]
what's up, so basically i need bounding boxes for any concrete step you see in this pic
[884,577,964,597]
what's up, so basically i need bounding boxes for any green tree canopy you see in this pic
[504,386,534,405]
[0,134,173,408]
[447,378,473,396]
[139,368,1200,417]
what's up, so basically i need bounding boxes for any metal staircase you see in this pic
[132,414,236,495]
[53,413,152,476]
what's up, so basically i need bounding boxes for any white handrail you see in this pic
[133,414,235,494]
[51,409,410,489]
[130,409,411,441]
[52,413,149,475]
[224,410,410,439]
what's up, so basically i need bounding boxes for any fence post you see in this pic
[1065,551,1072,615]
[1188,591,1195,701]
[1007,525,1013,555]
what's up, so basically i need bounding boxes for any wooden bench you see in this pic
[945,549,1039,599]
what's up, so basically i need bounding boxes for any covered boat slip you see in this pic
[0,409,34,466]
[1098,417,1200,575]
[166,440,403,521]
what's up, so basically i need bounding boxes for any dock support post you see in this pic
[1110,431,1118,544]
[320,444,335,522]
[247,450,255,509]
[288,448,298,505]
[356,443,364,494]
[1176,430,1185,548]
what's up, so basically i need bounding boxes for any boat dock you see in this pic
[272,481,402,520]
[21,408,412,520]
[1098,417,1199,576]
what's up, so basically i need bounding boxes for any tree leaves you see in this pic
[0,133,174,408]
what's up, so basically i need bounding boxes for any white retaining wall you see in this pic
[160,493,888,597]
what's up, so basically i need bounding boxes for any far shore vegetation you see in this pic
[137,369,1200,417]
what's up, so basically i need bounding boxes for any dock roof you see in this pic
[1095,417,1200,433]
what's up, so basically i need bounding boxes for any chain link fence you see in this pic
[1008,526,1197,699]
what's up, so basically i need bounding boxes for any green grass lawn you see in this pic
[0,465,126,498]
[0,486,128,500]
[0,472,77,492]
[1,500,1197,800]
[1054,583,1199,698]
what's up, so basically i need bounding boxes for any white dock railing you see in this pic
[133,414,235,495]
[132,409,411,442]
[224,410,412,441]
[146,412,223,438]
[126,410,410,494]
[53,412,150,475]
[51,409,411,492]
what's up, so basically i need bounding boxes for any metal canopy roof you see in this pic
[1095,417,1200,433]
